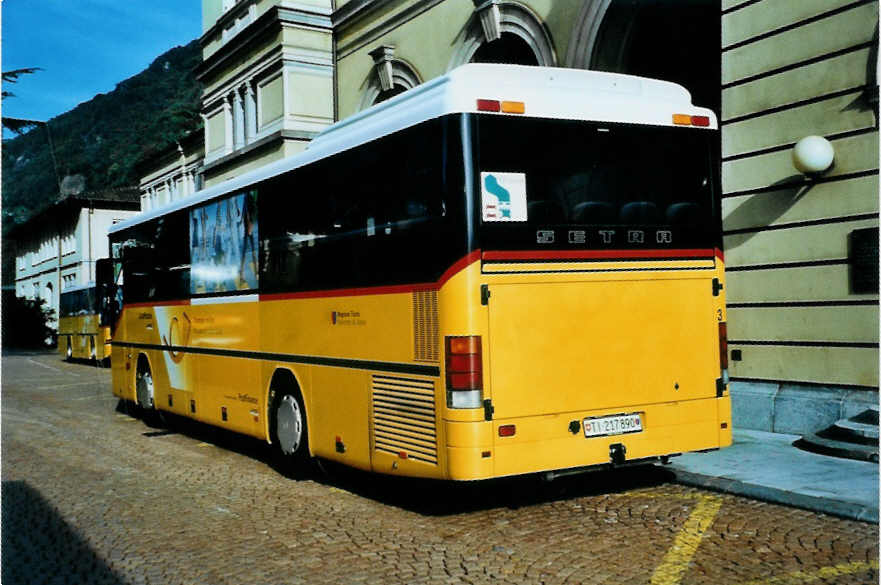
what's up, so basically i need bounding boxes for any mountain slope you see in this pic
[2,39,202,230]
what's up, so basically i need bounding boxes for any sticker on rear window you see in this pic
[481,172,527,222]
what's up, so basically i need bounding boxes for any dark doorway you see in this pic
[591,0,720,117]
[471,32,540,66]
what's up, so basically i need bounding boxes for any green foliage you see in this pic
[1,291,57,348]
[2,40,202,232]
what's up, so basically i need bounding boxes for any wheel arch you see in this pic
[136,351,153,376]
[134,351,156,397]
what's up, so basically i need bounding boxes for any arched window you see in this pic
[448,1,555,70]
[359,46,423,110]
[471,32,539,66]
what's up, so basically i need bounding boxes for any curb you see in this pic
[671,469,879,524]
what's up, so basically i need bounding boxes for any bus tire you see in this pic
[135,356,162,427]
[89,336,97,361]
[269,377,310,474]
[65,339,72,361]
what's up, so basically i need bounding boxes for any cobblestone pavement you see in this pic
[2,352,878,585]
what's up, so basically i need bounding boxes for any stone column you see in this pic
[233,87,245,150]
[223,96,234,155]
[244,82,256,143]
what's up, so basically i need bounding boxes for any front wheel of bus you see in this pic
[272,391,310,475]
[65,339,72,361]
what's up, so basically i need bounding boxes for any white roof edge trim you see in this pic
[110,64,716,235]
[60,283,97,293]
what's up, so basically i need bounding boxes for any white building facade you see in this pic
[13,193,141,327]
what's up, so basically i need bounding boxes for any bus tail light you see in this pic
[477,99,501,112]
[719,322,730,385]
[446,336,483,408]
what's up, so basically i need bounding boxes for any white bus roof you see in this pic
[110,64,716,235]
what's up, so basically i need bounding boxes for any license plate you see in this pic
[583,412,643,438]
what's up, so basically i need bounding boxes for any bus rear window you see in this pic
[475,115,717,249]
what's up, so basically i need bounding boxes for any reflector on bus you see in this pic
[477,99,526,114]
[673,114,711,127]
[501,101,525,114]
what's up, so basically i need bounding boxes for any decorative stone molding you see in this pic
[472,0,502,43]
[448,1,556,70]
[368,45,397,92]
[564,0,612,69]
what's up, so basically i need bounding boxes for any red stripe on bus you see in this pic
[437,249,482,287]
[714,247,724,263]
[481,249,716,261]
[259,250,483,302]
[124,299,190,309]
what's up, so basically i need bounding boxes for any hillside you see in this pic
[2,39,202,231]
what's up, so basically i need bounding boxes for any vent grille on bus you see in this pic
[372,374,438,465]
[412,290,439,362]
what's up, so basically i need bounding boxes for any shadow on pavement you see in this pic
[307,460,676,516]
[2,480,127,585]
[124,400,676,516]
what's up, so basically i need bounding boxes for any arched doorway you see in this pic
[569,0,720,117]
[590,0,719,116]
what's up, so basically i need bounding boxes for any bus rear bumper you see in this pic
[445,396,731,480]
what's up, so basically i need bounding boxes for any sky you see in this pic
[2,0,201,131]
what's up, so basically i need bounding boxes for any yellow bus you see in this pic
[99,64,731,480]
[58,284,112,362]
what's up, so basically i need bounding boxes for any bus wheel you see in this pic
[65,339,72,361]
[271,389,310,474]
[135,358,161,427]
[89,336,97,361]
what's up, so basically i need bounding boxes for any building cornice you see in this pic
[333,0,395,30]
[197,5,332,84]
[201,128,319,175]
[6,192,141,240]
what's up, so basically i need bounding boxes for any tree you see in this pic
[1,290,56,348]
[2,67,44,135]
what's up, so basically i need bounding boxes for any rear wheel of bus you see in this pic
[269,373,310,476]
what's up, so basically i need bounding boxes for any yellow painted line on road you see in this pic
[649,495,723,585]
[197,442,213,448]
[737,560,879,585]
